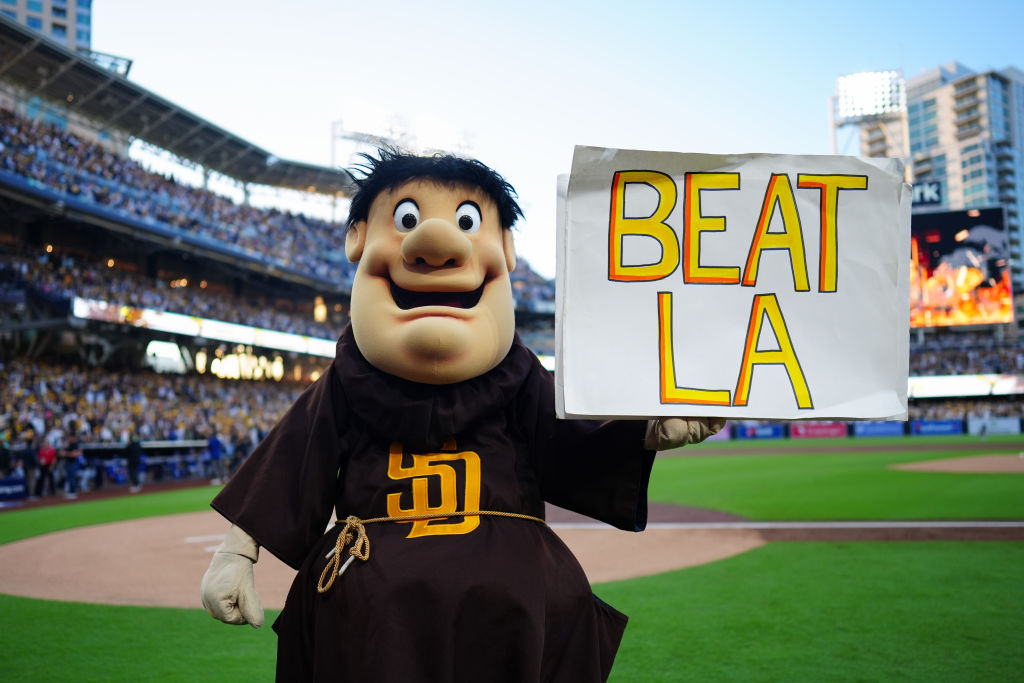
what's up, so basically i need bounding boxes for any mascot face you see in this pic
[346,179,517,384]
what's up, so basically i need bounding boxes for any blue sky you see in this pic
[92,0,1024,278]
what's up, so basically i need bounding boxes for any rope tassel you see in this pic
[317,516,370,594]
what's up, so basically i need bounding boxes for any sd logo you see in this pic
[386,440,481,538]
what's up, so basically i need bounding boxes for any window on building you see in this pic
[0,0,17,6]
[51,23,67,39]
[26,0,42,11]
[26,15,42,29]
[53,7,66,18]
[77,10,89,24]
[76,28,89,44]
[0,8,14,17]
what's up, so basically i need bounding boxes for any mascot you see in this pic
[201,150,723,681]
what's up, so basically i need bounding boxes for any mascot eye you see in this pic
[455,202,482,233]
[393,199,420,232]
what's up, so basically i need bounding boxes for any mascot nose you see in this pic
[401,218,472,267]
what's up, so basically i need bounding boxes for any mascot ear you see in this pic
[346,222,366,263]
[502,229,516,273]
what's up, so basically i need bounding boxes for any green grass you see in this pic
[0,594,279,682]
[2,542,1021,682]
[651,438,1024,520]
[2,436,1023,681]
[602,541,1024,682]
[0,485,220,545]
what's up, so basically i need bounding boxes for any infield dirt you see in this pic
[2,441,1022,609]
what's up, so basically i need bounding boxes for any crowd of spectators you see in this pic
[907,397,1024,421]
[0,359,306,497]
[0,107,559,309]
[0,246,345,340]
[1,351,1020,499]
[0,108,352,283]
[909,346,1023,376]
[909,329,1024,376]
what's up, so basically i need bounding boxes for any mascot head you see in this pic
[345,150,523,384]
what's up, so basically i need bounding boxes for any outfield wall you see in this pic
[728,417,1021,440]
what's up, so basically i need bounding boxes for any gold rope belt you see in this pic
[317,510,547,594]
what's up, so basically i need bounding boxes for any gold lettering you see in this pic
[386,440,482,538]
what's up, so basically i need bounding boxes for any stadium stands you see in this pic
[0,245,344,340]
[0,67,1021,502]
[1,108,354,285]
[0,107,558,311]
[909,329,1023,376]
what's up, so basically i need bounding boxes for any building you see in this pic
[834,62,1024,337]
[904,63,1024,293]
[0,0,90,50]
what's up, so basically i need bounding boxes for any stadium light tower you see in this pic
[330,118,414,171]
[327,119,410,221]
[830,70,907,161]
[327,116,474,220]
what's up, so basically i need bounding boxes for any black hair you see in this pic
[346,148,524,231]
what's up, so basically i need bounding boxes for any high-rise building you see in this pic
[0,0,90,51]
[834,62,1024,307]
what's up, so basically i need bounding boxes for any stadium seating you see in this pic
[1,102,1020,500]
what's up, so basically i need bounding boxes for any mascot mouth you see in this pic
[389,280,485,310]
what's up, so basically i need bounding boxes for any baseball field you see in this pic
[1,433,1022,682]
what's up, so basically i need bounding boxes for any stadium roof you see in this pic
[0,15,356,196]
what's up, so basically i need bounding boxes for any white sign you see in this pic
[556,146,911,420]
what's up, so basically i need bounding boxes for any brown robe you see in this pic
[212,327,654,682]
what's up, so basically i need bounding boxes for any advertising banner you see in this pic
[966,417,1021,436]
[733,423,786,440]
[0,476,27,501]
[790,422,849,438]
[910,419,963,435]
[907,374,1024,398]
[73,297,335,358]
[853,421,907,437]
[557,146,910,420]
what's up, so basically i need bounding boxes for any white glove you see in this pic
[200,525,265,628]
[644,416,727,451]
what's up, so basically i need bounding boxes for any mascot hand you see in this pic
[200,525,264,628]
[644,416,727,451]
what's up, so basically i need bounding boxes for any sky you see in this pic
[91,0,1024,279]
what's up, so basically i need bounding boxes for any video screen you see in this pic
[910,207,1014,327]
